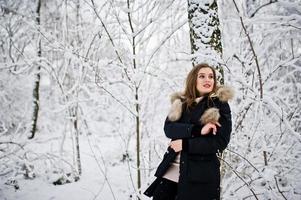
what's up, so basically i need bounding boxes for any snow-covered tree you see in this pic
[1,0,191,199]
[219,0,301,199]
[1,0,300,200]
[29,0,42,139]
[187,0,224,83]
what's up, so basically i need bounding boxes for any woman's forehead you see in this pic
[198,68,213,74]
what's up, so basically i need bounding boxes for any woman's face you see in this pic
[196,67,215,96]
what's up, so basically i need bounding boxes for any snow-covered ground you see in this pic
[0,134,162,200]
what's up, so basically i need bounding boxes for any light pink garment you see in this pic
[163,154,181,183]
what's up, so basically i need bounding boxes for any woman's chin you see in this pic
[198,89,212,95]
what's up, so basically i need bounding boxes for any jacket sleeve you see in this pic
[164,117,203,139]
[183,101,232,155]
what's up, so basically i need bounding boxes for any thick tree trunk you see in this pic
[29,0,42,139]
[187,0,224,83]
[187,0,227,193]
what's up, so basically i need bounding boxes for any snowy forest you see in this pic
[0,0,300,199]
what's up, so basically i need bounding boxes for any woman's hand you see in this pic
[201,122,221,135]
[169,139,182,152]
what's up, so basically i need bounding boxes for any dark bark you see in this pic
[29,0,42,139]
[187,0,224,84]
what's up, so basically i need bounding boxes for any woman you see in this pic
[144,63,234,200]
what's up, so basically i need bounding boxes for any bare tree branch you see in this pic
[250,0,278,18]
[87,0,132,82]
[0,141,24,149]
[274,176,288,200]
[218,155,259,200]
[232,0,263,99]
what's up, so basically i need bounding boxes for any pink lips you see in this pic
[203,84,211,88]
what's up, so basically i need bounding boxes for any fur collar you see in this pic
[168,85,234,123]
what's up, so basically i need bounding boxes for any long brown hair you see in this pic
[183,63,217,108]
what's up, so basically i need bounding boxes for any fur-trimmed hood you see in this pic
[168,85,234,123]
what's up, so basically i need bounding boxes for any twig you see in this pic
[0,169,13,176]
[218,155,259,200]
[232,0,263,99]
[263,55,301,85]
[88,0,132,82]
[283,24,301,31]
[86,131,116,200]
[116,121,137,197]
[242,193,264,200]
[250,0,278,18]
[0,141,24,149]
[274,176,288,200]
[234,102,253,132]
[226,149,260,173]
[143,19,187,77]
[263,96,301,140]
[95,81,137,117]
[127,0,136,73]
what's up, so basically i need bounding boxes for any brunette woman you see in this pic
[144,63,234,200]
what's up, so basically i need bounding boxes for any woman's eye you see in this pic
[209,75,214,79]
[199,75,205,78]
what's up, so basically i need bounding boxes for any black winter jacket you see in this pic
[145,87,233,200]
